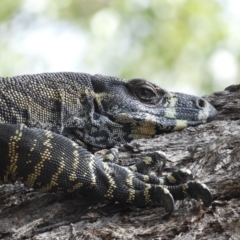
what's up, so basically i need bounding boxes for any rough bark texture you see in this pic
[0,85,240,240]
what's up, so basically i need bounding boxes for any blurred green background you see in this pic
[0,0,239,95]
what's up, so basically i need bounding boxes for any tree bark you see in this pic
[0,85,240,240]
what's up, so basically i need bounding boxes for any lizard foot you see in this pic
[164,168,193,185]
[166,180,212,207]
[129,151,167,175]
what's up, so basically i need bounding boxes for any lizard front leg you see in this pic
[0,123,174,217]
[0,124,211,218]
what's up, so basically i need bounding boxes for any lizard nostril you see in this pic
[197,98,206,108]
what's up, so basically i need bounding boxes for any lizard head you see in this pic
[91,75,217,145]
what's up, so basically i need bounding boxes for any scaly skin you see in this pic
[0,72,217,148]
[0,72,217,217]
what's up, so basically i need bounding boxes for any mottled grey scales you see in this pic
[0,72,217,217]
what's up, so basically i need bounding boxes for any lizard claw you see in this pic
[153,186,175,219]
[162,188,175,219]
[184,180,212,207]
[166,180,212,207]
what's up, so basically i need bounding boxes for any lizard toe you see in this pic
[185,180,212,207]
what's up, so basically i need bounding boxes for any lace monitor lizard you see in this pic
[0,72,217,218]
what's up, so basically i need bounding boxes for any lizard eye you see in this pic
[127,79,163,104]
[135,86,157,102]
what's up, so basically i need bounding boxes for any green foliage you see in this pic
[0,0,23,22]
[0,0,238,94]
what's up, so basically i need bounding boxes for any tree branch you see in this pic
[1,85,240,239]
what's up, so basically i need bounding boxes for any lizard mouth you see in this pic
[108,101,217,137]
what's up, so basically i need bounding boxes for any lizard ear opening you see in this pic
[93,97,101,114]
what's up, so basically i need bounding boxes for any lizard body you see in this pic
[0,72,217,217]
